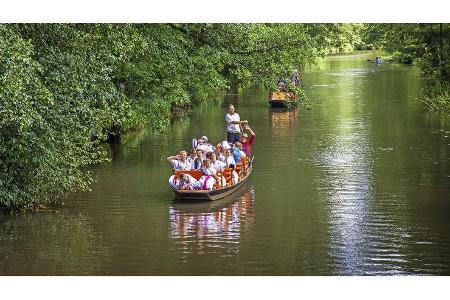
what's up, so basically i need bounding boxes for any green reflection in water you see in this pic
[0,212,110,275]
[2,51,450,275]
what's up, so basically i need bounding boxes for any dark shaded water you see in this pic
[1,52,450,275]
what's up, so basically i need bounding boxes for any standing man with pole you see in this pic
[226,104,247,144]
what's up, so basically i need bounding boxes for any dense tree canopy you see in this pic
[362,24,450,111]
[1,23,344,210]
[363,24,450,80]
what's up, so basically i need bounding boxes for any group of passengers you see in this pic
[168,104,256,191]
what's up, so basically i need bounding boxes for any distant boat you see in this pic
[268,91,299,108]
[367,58,386,64]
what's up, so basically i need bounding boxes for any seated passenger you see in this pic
[198,174,216,191]
[232,142,246,163]
[218,142,229,162]
[196,136,214,154]
[210,152,226,172]
[277,79,287,92]
[223,148,236,168]
[166,150,192,171]
[214,143,224,161]
[168,174,181,190]
[168,173,199,190]
[222,140,231,149]
[186,148,196,166]
[202,159,218,177]
[179,173,200,190]
[198,159,221,190]
[192,149,204,170]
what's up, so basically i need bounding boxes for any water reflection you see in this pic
[315,121,375,274]
[0,212,110,275]
[269,108,299,137]
[312,57,412,275]
[169,185,255,256]
[4,52,450,275]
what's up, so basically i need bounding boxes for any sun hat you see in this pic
[222,141,231,150]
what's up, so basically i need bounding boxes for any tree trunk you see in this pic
[439,23,445,79]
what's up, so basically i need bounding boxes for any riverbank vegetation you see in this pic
[362,24,450,111]
[1,23,344,210]
[3,23,449,210]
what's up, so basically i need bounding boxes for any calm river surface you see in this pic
[1,52,450,275]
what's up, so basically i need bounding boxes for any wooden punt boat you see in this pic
[268,91,299,108]
[171,163,252,201]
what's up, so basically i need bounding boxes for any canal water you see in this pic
[1,52,450,275]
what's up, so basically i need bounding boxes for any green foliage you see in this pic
[421,81,450,111]
[1,23,337,210]
[363,24,450,80]
[325,24,370,53]
[390,51,415,64]
[0,25,104,210]
[362,24,450,111]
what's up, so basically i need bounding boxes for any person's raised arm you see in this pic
[229,120,248,125]
[167,155,178,163]
[245,124,255,136]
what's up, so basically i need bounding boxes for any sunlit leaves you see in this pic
[1,23,344,209]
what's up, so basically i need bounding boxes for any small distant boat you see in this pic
[268,91,299,108]
[171,162,253,201]
[367,57,386,64]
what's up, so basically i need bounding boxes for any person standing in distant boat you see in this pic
[226,104,247,144]
[293,66,301,87]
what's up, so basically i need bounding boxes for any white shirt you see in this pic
[212,160,226,172]
[225,155,235,167]
[202,166,217,176]
[226,112,241,133]
[171,159,192,171]
[196,144,214,158]
[217,153,226,162]
[186,156,195,165]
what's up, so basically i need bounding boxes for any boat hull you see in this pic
[268,100,296,108]
[268,91,299,108]
[172,167,252,201]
